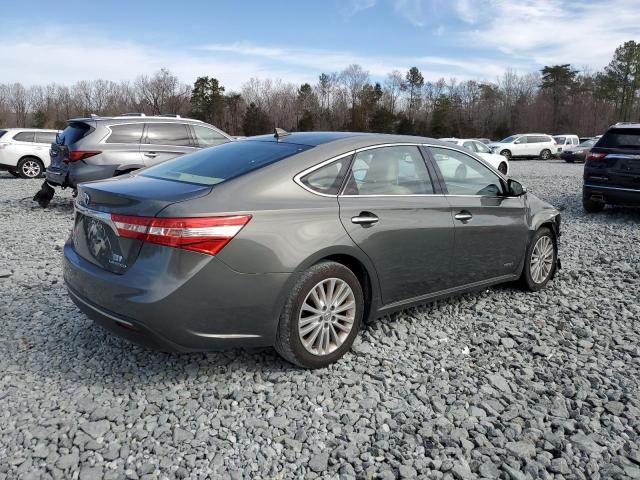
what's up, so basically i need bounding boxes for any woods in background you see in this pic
[1,40,639,139]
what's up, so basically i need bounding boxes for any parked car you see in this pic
[583,123,640,212]
[34,114,232,207]
[0,128,59,178]
[560,138,597,163]
[489,134,557,160]
[63,131,561,368]
[440,137,510,174]
[553,134,580,153]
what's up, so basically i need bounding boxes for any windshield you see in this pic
[499,135,518,143]
[579,139,596,148]
[553,136,566,144]
[142,140,311,186]
[597,129,640,150]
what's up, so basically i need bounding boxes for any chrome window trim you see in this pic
[293,142,513,199]
[293,151,356,198]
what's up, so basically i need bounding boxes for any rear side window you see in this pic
[36,132,57,144]
[57,122,91,145]
[597,129,640,150]
[145,123,192,147]
[106,124,143,144]
[193,125,229,148]
[0,130,6,139]
[142,140,310,186]
[300,157,351,195]
[13,131,35,142]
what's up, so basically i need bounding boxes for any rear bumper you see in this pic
[47,164,118,187]
[63,242,292,351]
[583,183,640,206]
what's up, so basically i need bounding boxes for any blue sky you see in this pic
[1,0,638,89]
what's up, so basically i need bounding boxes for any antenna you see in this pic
[274,127,290,140]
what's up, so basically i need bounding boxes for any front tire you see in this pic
[275,261,364,369]
[540,149,552,160]
[520,227,557,291]
[17,157,44,179]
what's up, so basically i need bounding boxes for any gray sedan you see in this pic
[63,132,561,368]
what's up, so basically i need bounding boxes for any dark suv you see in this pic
[583,123,640,212]
[35,114,231,207]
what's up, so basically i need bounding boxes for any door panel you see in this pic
[141,123,197,166]
[337,145,455,305]
[428,146,528,285]
[446,196,528,283]
[339,196,455,304]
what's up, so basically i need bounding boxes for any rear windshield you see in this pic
[142,140,311,186]
[57,122,91,145]
[597,129,640,150]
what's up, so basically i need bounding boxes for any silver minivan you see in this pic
[44,114,231,191]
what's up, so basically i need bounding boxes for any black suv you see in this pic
[583,123,640,212]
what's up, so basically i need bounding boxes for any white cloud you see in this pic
[455,0,640,69]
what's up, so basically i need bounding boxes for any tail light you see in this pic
[65,150,101,163]
[111,214,252,256]
[585,152,606,162]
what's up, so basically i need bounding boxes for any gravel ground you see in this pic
[0,161,639,480]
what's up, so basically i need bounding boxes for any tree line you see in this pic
[1,40,638,139]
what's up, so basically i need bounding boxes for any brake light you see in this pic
[586,152,607,162]
[65,150,101,163]
[111,214,252,256]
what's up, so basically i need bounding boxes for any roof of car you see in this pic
[247,131,448,148]
[68,114,207,124]
[610,122,640,129]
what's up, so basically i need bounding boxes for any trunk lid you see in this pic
[72,175,212,274]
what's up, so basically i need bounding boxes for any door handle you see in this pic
[351,213,379,225]
[454,211,473,222]
[144,152,158,158]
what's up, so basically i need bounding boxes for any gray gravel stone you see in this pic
[0,163,639,478]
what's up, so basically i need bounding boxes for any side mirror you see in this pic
[508,179,526,196]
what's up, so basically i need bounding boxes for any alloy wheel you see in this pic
[298,278,356,356]
[530,236,554,283]
[21,160,41,178]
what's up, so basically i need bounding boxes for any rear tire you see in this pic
[520,227,557,292]
[540,149,552,160]
[498,162,508,175]
[17,157,44,179]
[499,150,512,160]
[275,261,364,369]
[583,197,605,213]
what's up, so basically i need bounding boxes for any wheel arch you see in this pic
[18,154,45,164]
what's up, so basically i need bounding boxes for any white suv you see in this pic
[0,128,59,178]
[489,134,557,160]
[553,134,580,153]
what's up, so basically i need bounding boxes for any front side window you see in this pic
[13,131,35,142]
[300,157,351,195]
[462,141,476,153]
[473,141,491,154]
[429,147,504,197]
[145,123,192,147]
[514,136,527,144]
[106,124,144,144]
[343,145,434,195]
[193,126,229,148]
